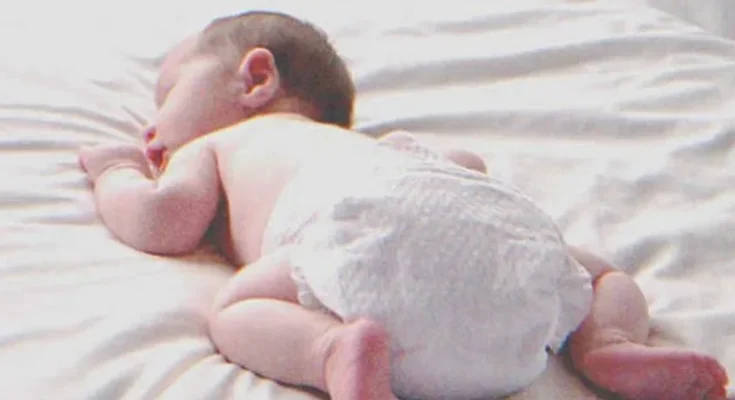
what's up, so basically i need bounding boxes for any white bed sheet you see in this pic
[634,0,735,40]
[1,0,735,399]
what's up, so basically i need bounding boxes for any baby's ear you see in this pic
[236,47,280,109]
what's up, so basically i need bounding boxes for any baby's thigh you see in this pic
[211,251,300,312]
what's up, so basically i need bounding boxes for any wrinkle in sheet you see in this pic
[2,1,735,399]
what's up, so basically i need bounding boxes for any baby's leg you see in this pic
[209,252,396,399]
[567,247,728,400]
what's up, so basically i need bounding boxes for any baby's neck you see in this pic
[259,112,313,122]
[258,96,318,122]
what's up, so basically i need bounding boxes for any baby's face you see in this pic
[144,35,245,168]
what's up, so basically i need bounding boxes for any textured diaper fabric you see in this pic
[261,136,593,399]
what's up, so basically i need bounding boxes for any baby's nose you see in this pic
[142,125,156,143]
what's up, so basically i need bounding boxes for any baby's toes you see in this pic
[699,357,729,399]
[705,384,727,400]
[702,356,729,386]
[687,377,717,400]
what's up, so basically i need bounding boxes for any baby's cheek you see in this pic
[155,107,198,146]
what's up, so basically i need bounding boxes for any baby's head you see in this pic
[145,11,355,162]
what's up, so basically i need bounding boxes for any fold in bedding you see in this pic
[0,1,734,398]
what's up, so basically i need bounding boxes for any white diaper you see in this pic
[261,136,593,399]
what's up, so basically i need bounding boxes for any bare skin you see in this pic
[78,32,728,400]
[566,247,729,400]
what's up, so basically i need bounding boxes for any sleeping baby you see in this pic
[79,10,729,400]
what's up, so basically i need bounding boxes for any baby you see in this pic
[79,11,728,400]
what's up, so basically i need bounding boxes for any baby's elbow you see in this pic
[139,190,217,256]
[115,222,197,256]
[120,209,205,256]
[143,220,205,256]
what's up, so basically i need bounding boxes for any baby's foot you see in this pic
[580,342,729,400]
[323,319,397,400]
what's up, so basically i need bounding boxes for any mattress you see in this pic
[1,0,734,398]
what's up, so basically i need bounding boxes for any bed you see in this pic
[1,0,734,398]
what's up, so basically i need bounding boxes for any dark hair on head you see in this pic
[197,10,355,128]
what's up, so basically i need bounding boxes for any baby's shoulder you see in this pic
[193,116,375,170]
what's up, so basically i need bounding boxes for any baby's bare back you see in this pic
[206,115,377,265]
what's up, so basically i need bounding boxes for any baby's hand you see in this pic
[378,130,416,150]
[79,143,151,182]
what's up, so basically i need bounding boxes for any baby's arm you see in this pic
[379,130,487,174]
[83,142,221,255]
